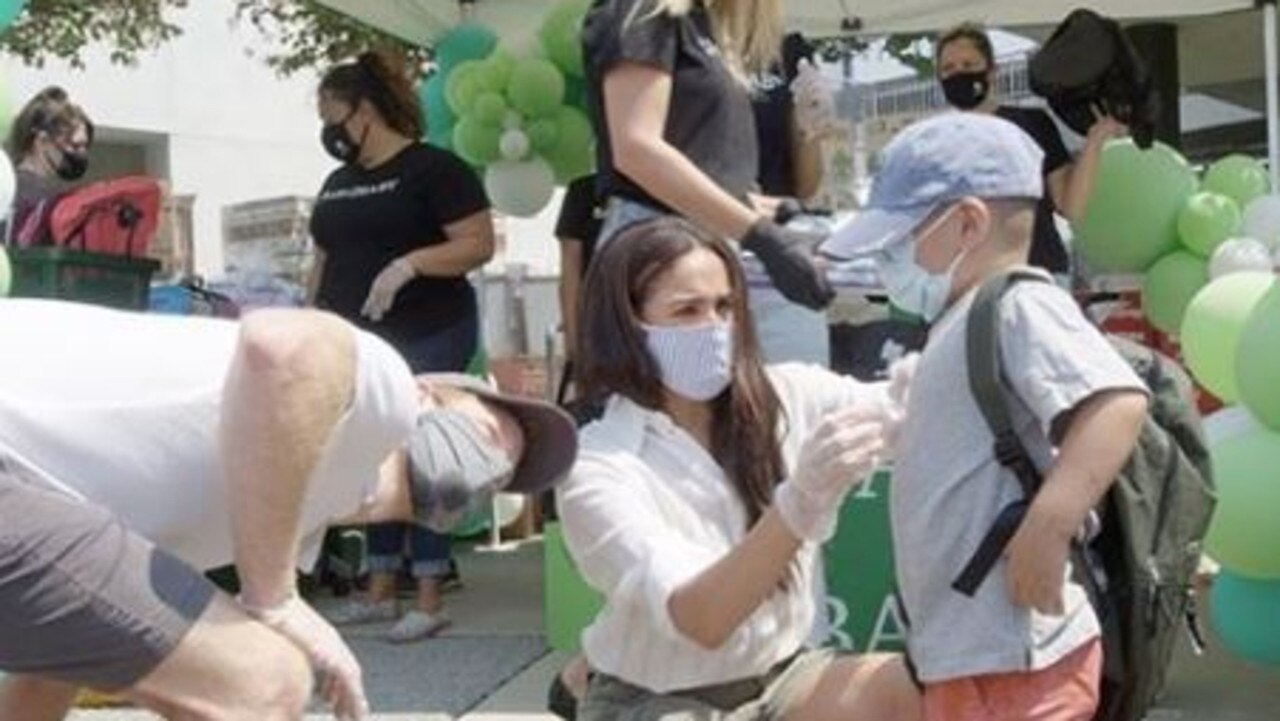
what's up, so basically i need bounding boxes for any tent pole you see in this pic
[1267,0,1279,189]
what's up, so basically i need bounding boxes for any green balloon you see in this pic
[0,244,10,297]
[1205,424,1280,579]
[1237,285,1280,431]
[1077,139,1198,273]
[0,0,26,31]
[1211,571,1280,666]
[452,117,501,167]
[507,59,566,119]
[1178,192,1242,258]
[445,61,486,116]
[1141,250,1208,335]
[478,51,516,94]
[545,106,595,183]
[472,92,509,127]
[420,73,455,146]
[1204,155,1271,210]
[434,23,498,75]
[539,0,588,78]
[527,118,560,153]
[563,74,588,113]
[1181,272,1274,403]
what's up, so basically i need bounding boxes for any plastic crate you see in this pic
[8,246,161,310]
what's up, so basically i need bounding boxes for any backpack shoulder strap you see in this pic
[952,269,1052,596]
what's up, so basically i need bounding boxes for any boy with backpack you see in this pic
[822,112,1152,721]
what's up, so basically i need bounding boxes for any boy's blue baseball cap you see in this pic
[822,112,1046,260]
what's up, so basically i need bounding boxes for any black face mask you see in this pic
[321,111,366,164]
[49,148,89,181]
[941,71,992,110]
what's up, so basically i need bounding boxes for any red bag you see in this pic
[15,176,162,257]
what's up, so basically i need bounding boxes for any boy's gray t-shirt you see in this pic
[891,270,1146,683]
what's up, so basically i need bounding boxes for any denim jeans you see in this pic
[367,310,479,580]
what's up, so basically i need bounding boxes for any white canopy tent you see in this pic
[315,0,1278,185]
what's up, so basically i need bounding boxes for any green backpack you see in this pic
[953,270,1217,721]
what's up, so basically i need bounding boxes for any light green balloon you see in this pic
[477,51,515,95]
[1204,155,1271,210]
[527,118,560,153]
[1237,285,1280,431]
[1180,272,1274,403]
[451,117,501,167]
[1141,250,1209,335]
[445,61,486,116]
[472,92,509,127]
[1178,192,1242,258]
[539,0,588,78]
[0,244,10,297]
[1077,139,1198,273]
[1205,424,1280,579]
[545,106,595,183]
[506,59,565,119]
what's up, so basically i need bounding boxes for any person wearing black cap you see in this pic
[0,300,576,721]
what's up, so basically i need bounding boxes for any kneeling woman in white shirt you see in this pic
[557,217,922,720]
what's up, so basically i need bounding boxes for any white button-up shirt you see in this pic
[557,364,883,692]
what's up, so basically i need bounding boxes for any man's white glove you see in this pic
[361,257,417,322]
[791,58,839,141]
[240,594,369,721]
[775,405,885,543]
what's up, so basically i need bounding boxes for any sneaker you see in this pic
[385,610,451,643]
[326,599,397,626]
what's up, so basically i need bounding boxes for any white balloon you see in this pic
[485,158,555,218]
[1202,406,1261,447]
[0,151,15,222]
[1208,237,1274,279]
[494,492,527,529]
[1243,194,1280,247]
[499,129,531,161]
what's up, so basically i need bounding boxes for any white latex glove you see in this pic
[360,257,417,322]
[790,58,837,141]
[878,353,919,456]
[240,594,369,721]
[775,405,885,542]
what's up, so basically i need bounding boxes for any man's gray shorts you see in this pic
[0,455,216,690]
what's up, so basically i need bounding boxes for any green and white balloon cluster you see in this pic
[1076,141,1275,335]
[418,1,594,217]
[1178,269,1280,668]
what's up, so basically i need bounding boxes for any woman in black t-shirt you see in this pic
[3,87,94,245]
[582,0,832,311]
[309,52,495,644]
[934,23,1126,274]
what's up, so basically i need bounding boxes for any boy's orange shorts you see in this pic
[923,637,1102,721]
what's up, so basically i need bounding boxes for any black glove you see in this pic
[739,219,835,311]
[773,197,805,225]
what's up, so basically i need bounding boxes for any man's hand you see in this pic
[739,219,835,310]
[241,594,369,720]
[1086,105,1128,147]
[1003,502,1075,615]
[361,257,417,322]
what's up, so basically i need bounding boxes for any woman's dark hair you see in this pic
[935,22,996,72]
[320,51,423,139]
[6,86,95,160]
[578,217,788,528]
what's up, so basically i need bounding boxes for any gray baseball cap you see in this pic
[405,373,577,531]
[822,112,1045,260]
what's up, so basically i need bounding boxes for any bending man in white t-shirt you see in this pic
[0,299,577,721]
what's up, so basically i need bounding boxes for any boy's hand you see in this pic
[1004,500,1076,615]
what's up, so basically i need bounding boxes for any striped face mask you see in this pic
[641,319,734,402]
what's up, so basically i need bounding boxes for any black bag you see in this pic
[954,271,1217,721]
[1029,9,1158,149]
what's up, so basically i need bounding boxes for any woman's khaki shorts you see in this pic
[578,648,836,721]
[0,458,215,690]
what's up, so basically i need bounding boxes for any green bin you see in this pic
[8,246,160,310]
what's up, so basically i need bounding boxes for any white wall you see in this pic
[1,0,336,275]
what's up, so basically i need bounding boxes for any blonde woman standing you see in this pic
[582,0,833,311]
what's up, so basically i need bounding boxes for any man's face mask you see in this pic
[877,206,969,323]
[941,70,992,110]
[407,409,516,533]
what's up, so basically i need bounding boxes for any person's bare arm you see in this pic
[605,62,761,239]
[1056,115,1127,224]
[1005,389,1148,612]
[305,247,326,306]
[402,210,495,277]
[221,309,356,608]
[790,114,824,203]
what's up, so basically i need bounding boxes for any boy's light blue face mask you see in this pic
[876,207,967,323]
